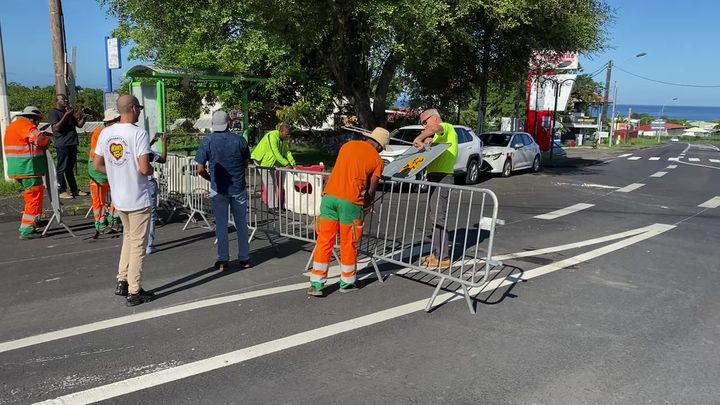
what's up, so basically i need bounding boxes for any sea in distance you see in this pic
[614,104,720,122]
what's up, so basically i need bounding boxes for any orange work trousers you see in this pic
[310,194,363,290]
[17,177,44,235]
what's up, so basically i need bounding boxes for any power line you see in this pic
[615,65,720,88]
[587,62,609,79]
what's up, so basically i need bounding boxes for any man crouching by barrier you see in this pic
[308,128,389,297]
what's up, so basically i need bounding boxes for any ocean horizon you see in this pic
[613,104,720,122]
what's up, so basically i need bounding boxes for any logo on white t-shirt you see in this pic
[107,137,129,166]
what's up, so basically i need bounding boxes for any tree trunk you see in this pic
[476,39,491,135]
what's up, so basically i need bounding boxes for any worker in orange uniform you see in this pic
[88,108,121,233]
[308,127,389,297]
[3,106,51,239]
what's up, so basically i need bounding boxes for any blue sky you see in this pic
[1,0,719,106]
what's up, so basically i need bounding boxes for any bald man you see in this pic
[412,109,459,268]
[94,95,156,306]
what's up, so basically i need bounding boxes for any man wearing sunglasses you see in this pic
[412,109,458,268]
[93,95,156,306]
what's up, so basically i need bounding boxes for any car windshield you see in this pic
[481,133,512,147]
[389,128,422,145]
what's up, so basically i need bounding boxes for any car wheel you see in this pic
[501,159,512,177]
[465,159,480,184]
[531,155,541,173]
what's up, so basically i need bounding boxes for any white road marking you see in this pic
[649,157,660,161]
[617,183,645,193]
[698,196,720,209]
[0,245,120,267]
[493,224,659,261]
[35,223,676,405]
[666,165,678,169]
[689,158,700,162]
[627,156,642,161]
[668,157,680,161]
[534,203,594,220]
[709,159,720,163]
[618,153,632,158]
[0,282,311,354]
[650,171,667,178]
[552,182,619,190]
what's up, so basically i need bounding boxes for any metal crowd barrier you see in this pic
[247,166,502,313]
[362,177,502,313]
[156,160,502,313]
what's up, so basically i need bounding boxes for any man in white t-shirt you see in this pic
[93,95,155,306]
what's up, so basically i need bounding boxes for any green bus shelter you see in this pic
[125,65,267,140]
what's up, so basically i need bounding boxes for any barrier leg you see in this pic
[370,257,384,283]
[304,245,316,272]
[461,284,475,314]
[425,276,446,312]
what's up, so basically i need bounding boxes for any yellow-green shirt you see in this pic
[426,122,458,174]
[250,130,295,167]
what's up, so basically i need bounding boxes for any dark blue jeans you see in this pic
[55,145,78,193]
[211,191,249,262]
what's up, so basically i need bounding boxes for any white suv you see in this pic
[381,125,484,184]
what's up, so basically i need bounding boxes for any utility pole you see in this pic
[608,81,617,146]
[0,23,11,180]
[601,59,613,129]
[48,0,67,96]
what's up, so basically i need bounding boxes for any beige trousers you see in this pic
[116,207,151,294]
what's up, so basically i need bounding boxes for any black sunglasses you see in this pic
[133,104,144,110]
[420,117,429,126]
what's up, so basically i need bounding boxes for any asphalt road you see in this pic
[1,143,719,404]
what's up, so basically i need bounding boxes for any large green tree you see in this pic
[100,0,611,129]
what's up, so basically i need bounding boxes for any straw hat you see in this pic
[18,106,43,118]
[103,108,121,122]
[365,127,390,150]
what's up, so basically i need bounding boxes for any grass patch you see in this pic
[0,178,23,194]
[291,146,336,168]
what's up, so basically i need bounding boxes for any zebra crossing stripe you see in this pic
[649,157,660,161]
[689,158,700,162]
[709,159,720,163]
[627,156,642,161]
[617,183,645,193]
[618,153,632,158]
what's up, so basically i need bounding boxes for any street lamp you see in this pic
[657,97,678,143]
[660,97,678,117]
[549,77,575,161]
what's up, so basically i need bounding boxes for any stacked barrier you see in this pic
[155,160,501,313]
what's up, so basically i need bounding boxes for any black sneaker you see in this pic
[214,260,230,271]
[115,280,129,296]
[126,289,155,306]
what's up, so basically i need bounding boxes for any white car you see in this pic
[381,125,484,184]
[481,131,541,177]
[670,137,679,142]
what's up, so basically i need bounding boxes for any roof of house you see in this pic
[637,123,686,131]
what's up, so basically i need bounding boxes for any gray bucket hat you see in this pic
[18,106,43,118]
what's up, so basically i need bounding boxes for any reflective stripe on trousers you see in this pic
[311,217,363,288]
[18,179,44,235]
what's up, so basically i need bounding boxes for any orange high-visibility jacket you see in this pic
[3,117,49,179]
